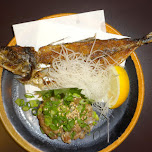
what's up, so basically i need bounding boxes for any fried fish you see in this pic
[0,32,152,82]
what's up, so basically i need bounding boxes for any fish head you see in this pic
[0,46,37,81]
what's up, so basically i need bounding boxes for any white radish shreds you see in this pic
[47,45,112,103]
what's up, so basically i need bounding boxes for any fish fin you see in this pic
[142,32,152,44]
[146,32,152,39]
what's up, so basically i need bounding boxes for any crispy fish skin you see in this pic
[38,32,152,66]
[0,32,152,81]
[38,38,136,65]
[0,46,37,81]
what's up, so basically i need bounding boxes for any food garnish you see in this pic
[15,88,99,143]
[108,66,130,109]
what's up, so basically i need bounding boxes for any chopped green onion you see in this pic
[63,100,71,106]
[86,98,94,103]
[63,125,68,131]
[43,106,51,115]
[50,110,56,116]
[79,99,86,104]
[72,93,81,98]
[67,125,72,131]
[59,115,67,123]
[15,98,25,107]
[24,93,34,98]
[69,88,83,96]
[49,123,59,131]
[92,111,99,121]
[22,105,30,111]
[55,94,61,99]
[83,116,87,120]
[74,117,78,120]
[93,121,97,125]
[77,119,88,128]
[38,108,42,115]
[45,101,51,106]
[77,105,83,112]
[51,100,61,107]
[32,108,38,116]
[29,100,40,108]
[52,116,59,126]
[65,95,73,101]
[81,105,86,113]
[44,116,52,126]
[35,90,53,100]
[71,131,76,139]
[68,119,75,128]
[54,88,66,96]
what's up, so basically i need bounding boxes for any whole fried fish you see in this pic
[0,32,152,82]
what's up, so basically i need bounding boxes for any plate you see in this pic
[0,14,144,152]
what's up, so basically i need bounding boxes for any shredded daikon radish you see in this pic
[46,44,113,104]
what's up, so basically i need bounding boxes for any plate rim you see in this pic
[0,13,145,152]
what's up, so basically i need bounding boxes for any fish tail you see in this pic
[138,32,152,45]
[145,32,152,43]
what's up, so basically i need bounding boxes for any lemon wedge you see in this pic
[108,66,130,109]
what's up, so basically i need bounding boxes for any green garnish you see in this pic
[77,119,89,128]
[35,88,84,100]
[15,92,41,114]
[72,93,81,98]
[22,105,30,111]
[15,98,25,107]
[35,90,53,100]
[29,100,40,108]
[44,116,52,126]
[63,125,68,132]
[71,131,76,139]
[92,111,99,121]
[67,119,75,131]
[81,105,86,114]
[49,123,59,131]
[14,88,99,142]
[79,99,86,104]
[32,108,38,116]
[24,93,35,98]
[93,121,97,125]
[38,107,42,115]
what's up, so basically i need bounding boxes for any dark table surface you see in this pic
[0,0,152,152]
